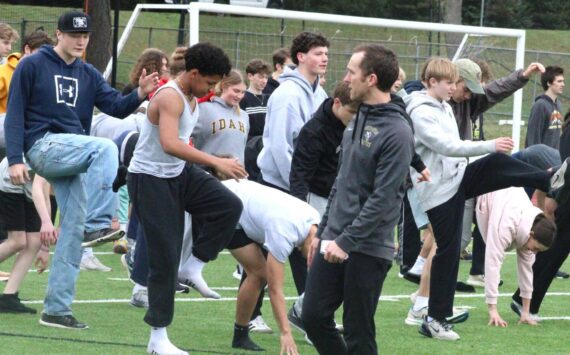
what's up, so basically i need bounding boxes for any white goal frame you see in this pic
[106,3,527,150]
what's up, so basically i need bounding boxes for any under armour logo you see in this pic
[54,75,79,107]
[73,17,88,29]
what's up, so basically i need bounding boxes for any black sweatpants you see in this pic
[512,199,570,314]
[401,193,422,271]
[469,224,486,276]
[128,165,242,327]
[427,153,550,320]
[302,248,391,355]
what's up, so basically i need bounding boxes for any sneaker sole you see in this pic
[39,318,89,330]
[465,280,485,288]
[0,307,37,314]
[287,311,306,335]
[130,300,148,309]
[120,254,134,284]
[82,230,125,248]
[447,312,469,324]
[405,317,423,326]
[249,327,273,334]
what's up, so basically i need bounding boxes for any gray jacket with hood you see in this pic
[405,91,495,211]
[318,97,414,261]
[257,68,327,190]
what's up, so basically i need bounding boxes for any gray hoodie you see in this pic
[256,68,327,190]
[192,96,249,164]
[319,98,414,260]
[405,91,495,211]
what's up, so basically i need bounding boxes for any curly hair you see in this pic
[129,48,168,86]
[541,66,564,91]
[184,42,232,77]
[290,32,329,66]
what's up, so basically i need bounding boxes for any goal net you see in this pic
[109,3,527,149]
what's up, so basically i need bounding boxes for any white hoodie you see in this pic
[257,68,327,190]
[405,91,495,211]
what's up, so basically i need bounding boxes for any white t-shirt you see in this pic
[222,179,320,263]
[0,157,33,199]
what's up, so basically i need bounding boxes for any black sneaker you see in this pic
[82,228,124,248]
[403,272,421,285]
[39,313,89,330]
[0,293,37,314]
[556,270,570,279]
[287,305,306,334]
[232,334,265,352]
[175,282,190,294]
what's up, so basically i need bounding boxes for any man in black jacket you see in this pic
[301,44,415,355]
[289,81,357,213]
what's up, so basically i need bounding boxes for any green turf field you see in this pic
[0,244,568,354]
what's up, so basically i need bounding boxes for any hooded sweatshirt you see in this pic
[318,99,414,260]
[256,68,327,190]
[193,95,249,164]
[475,187,541,305]
[525,94,562,149]
[0,52,21,114]
[289,98,345,200]
[4,45,142,166]
[451,69,528,140]
[405,91,495,211]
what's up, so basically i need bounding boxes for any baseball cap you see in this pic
[455,59,485,94]
[57,11,92,33]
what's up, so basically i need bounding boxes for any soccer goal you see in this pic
[107,2,527,149]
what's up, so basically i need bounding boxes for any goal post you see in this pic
[108,2,527,150]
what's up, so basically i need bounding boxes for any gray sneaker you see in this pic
[419,317,460,341]
[510,300,540,322]
[82,228,124,248]
[405,306,427,326]
[80,255,111,272]
[131,287,148,309]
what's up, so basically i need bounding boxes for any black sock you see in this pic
[232,323,264,351]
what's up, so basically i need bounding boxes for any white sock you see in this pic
[148,327,188,355]
[413,296,429,311]
[179,255,220,299]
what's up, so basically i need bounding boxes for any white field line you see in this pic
[21,291,570,305]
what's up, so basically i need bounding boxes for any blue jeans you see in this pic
[26,132,118,316]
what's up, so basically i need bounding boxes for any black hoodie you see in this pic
[290,98,345,200]
[318,97,414,260]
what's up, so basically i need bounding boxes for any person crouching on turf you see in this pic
[215,170,319,354]
[475,187,556,327]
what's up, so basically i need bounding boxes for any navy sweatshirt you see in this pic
[4,45,142,165]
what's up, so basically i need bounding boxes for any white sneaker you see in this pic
[80,255,111,272]
[249,315,273,334]
[232,264,243,281]
[304,333,313,345]
[466,274,485,288]
[131,287,149,309]
[405,306,427,326]
[419,317,460,341]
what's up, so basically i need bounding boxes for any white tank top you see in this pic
[128,81,199,178]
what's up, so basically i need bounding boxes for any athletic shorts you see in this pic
[407,187,429,230]
[0,190,41,232]
[227,228,256,250]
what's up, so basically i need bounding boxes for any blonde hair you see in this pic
[214,69,244,96]
[421,57,458,86]
[0,23,19,42]
[398,67,406,82]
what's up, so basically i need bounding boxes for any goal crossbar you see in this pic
[106,2,527,150]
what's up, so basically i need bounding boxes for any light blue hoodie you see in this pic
[257,68,327,190]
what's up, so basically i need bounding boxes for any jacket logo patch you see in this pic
[54,75,78,107]
[360,125,378,148]
[549,110,562,130]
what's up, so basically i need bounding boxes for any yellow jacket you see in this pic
[0,52,22,114]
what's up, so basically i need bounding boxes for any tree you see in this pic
[443,0,463,56]
[86,0,112,73]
